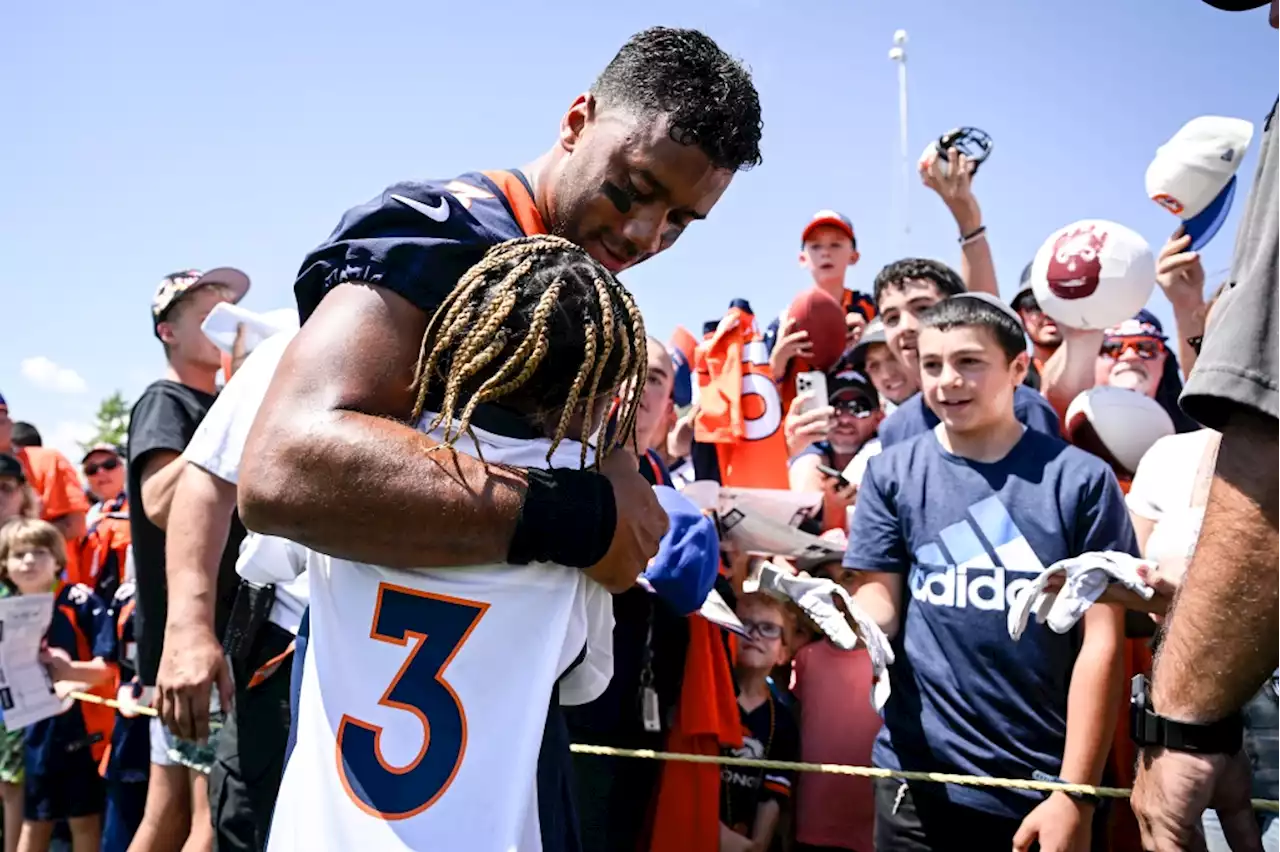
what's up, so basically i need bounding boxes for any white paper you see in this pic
[201,303,299,356]
[0,594,67,728]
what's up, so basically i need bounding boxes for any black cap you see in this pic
[0,454,25,483]
[1200,0,1266,9]
[829,366,880,412]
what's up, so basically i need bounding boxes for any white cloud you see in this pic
[20,356,88,394]
[45,421,96,468]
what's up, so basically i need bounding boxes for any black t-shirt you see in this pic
[720,692,800,838]
[126,380,247,685]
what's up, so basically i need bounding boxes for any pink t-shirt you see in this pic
[791,640,881,851]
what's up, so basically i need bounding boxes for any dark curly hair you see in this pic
[873,258,967,307]
[591,27,763,172]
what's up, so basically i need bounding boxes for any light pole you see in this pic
[888,29,909,240]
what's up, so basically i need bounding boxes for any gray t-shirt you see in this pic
[1181,99,1279,428]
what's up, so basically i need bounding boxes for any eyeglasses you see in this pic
[1188,335,1204,356]
[83,457,121,476]
[740,619,784,641]
[1100,338,1163,361]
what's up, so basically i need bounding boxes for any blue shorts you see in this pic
[24,754,105,821]
[102,780,147,852]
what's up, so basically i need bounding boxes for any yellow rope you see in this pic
[69,692,1279,813]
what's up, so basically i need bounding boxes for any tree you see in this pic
[83,391,130,451]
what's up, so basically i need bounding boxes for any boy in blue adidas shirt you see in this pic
[845,294,1132,852]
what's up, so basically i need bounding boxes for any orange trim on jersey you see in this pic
[58,600,116,762]
[247,640,295,690]
[481,170,548,236]
[764,779,792,797]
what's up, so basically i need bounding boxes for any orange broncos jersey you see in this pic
[694,301,790,489]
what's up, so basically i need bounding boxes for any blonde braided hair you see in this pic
[411,235,648,467]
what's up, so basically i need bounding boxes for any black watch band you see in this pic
[1129,675,1244,755]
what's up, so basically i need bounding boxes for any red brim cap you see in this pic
[801,213,855,245]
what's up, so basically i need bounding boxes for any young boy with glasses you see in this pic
[721,593,801,852]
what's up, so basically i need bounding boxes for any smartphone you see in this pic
[816,463,850,490]
[795,370,829,415]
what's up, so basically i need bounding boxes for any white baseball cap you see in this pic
[1145,116,1254,251]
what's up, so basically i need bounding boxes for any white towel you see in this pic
[757,564,894,710]
[1008,551,1155,640]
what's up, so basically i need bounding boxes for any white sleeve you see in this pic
[237,533,309,585]
[182,331,295,484]
[557,581,614,707]
[1125,435,1172,521]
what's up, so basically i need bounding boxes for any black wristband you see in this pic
[507,467,617,569]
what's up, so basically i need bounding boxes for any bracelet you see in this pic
[959,225,987,246]
[507,467,617,569]
[1031,771,1100,806]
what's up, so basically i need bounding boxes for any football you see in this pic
[1064,386,1174,475]
[1029,219,1156,331]
[788,286,847,371]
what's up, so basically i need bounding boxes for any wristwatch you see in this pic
[1130,674,1243,754]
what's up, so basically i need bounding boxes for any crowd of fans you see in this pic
[0,14,1275,852]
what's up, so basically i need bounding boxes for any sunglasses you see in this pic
[84,457,121,476]
[1100,338,1163,361]
[832,395,876,419]
[740,619,784,641]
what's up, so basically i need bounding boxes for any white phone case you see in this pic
[795,371,829,414]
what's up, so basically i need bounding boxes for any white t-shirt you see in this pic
[181,331,310,631]
[1126,429,1219,566]
[267,421,613,852]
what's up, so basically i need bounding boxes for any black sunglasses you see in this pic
[84,457,121,476]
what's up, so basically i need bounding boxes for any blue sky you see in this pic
[2,0,1275,461]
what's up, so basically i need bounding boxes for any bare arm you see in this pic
[920,148,997,297]
[1040,328,1105,420]
[788,453,826,493]
[1062,602,1125,785]
[748,799,781,852]
[165,464,236,632]
[139,450,185,530]
[851,571,903,639]
[1151,407,1279,721]
[238,282,528,569]
[1129,512,1156,558]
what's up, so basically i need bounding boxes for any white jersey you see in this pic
[267,423,614,852]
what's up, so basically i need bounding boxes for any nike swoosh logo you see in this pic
[391,193,450,223]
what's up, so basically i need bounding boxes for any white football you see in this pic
[1065,386,1175,474]
[1030,219,1156,331]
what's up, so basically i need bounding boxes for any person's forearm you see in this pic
[140,453,186,530]
[1041,330,1105,419]
[949,201,997,298]
[1062,604,1124,785]
[852,575,901,639]
[1152,408,1279,721]
[49,512,85,541]
[239,408,527,569]
[749,799,781,852]
[58,658,114,688]
[165,466,236,631]
[1170,300,1207,378]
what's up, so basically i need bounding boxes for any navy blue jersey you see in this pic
[103,584,149,783]
[26,583,115,777]
[295,170,547,323]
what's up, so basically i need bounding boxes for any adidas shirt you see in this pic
[845,428,1136,818]
[267,422,613,852]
